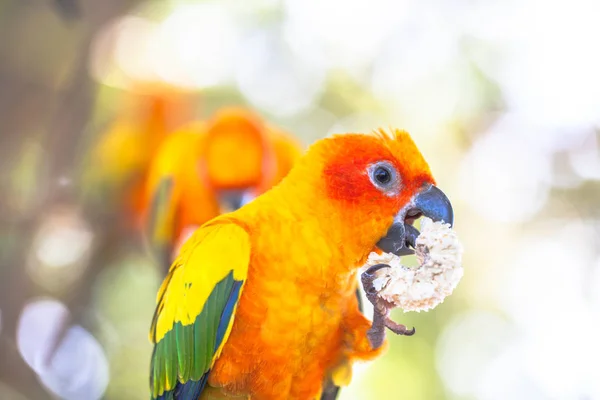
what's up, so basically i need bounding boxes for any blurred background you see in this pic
[1,0,599,399]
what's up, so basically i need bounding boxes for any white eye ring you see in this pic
[368,161,401,196]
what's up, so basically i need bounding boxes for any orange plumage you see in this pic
[264,125,303,192]
[149,128,442,400]
[143,122,220,250]
[201,108,302,194]
[205,130,435,399]
[143,108,303,262]
[84,84,194,228]
[124,85,195,219]
[202,108,269,190]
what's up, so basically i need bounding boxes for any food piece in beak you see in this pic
[363,213,462,349]
[376,184,453,256]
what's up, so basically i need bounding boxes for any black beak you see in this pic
[376,184,454,256]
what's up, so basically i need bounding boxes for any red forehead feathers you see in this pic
[320,129,434,203]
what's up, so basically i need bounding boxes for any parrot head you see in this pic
[200,107,278,211]
[299,128,453,258]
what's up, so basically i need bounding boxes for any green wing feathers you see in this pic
[149,222,251,399]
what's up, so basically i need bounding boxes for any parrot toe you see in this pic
[361,263,390,295]
[360,265,416,349]
[384,319,416,336]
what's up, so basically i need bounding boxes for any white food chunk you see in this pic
[364,217,464,312]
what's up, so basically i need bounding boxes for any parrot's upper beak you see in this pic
[376,184,454,256]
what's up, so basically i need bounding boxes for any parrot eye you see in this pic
[374,167,391,184]
[368,161,400,195]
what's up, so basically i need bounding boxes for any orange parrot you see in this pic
[83,83,194,228]
[149,129,454,399]
[144,107,303,266]
[199,108,303,210]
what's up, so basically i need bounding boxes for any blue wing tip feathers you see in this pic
[155,374,208,400]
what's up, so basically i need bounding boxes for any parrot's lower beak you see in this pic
[376,184,454,256]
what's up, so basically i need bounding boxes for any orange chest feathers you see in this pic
[208,221,359,400]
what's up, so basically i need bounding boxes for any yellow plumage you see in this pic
[153,220,250,342]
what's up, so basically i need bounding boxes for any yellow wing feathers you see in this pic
[152,221,251,343]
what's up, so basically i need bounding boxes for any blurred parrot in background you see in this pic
[82,84,194,228]
[199,107,303,211]
[149,129,454,400]
[143,107,303,267]
[143,120,220,267]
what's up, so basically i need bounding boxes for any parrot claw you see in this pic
[361,263,390,296]
[361,264,416,349]
[385,319,415,336]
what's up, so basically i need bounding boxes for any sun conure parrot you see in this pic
[148,128,454,400]
[143,107,303,268]
[143,120,220,267]
[199,107,303,211]
[82,83,195,228]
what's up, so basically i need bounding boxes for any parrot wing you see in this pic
[143,127,206,270]
[149,221,251,400]
[146,175,176,268]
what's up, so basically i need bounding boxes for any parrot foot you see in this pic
[361,264,415,349]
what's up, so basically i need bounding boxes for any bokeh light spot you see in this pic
[236,27,326,117]
[17,299,109,400]
[436,310,514,397]
[458,115,552,223]
[28,209,93,292]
